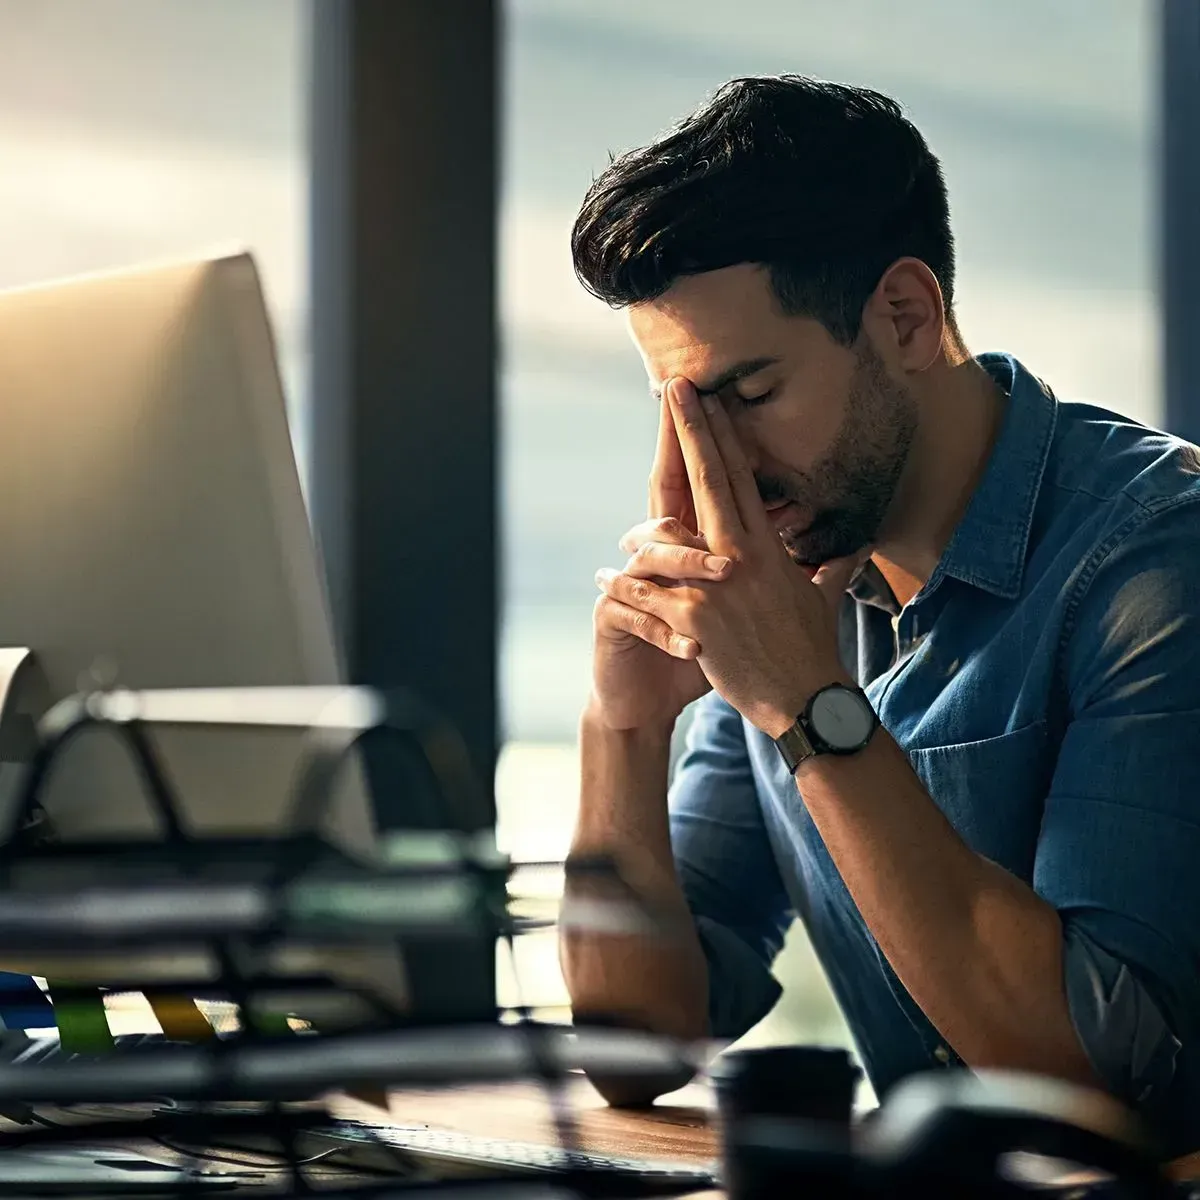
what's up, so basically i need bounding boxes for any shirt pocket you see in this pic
[907,720,1053,881]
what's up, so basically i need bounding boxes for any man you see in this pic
[560,74,1200,1153]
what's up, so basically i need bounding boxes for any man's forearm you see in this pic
[795,723,1096,1084]
[562,705,710,1052]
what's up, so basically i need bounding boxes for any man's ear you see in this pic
[860,257,946,373]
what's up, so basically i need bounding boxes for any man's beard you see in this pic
[758,345,917,568]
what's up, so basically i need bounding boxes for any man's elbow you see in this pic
[584,1063,699,1109]
[570,1006,706,1108]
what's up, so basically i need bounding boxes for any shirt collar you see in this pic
[935,352,1057,600]
[848,352,1057,610]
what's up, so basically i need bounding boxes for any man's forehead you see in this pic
[625,265,807,389]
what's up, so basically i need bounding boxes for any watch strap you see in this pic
[774,718,816,774]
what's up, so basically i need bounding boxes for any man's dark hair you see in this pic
[571,75,958,346]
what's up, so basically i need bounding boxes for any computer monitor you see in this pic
[0,252,492,1025]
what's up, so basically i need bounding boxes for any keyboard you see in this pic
[318,1118,719,1193]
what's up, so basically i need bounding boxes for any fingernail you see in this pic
[704,555,731,574]
[595,568,615,586]
[673,381,696,411]
[675,635,699,658]
[699,392,718,413]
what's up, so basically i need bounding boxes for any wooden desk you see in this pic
[354,1081,1200,1190]
[347,1077,719,1165]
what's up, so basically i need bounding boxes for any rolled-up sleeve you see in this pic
[1035,499,1200,1124]
[1061,926,1180,1105]
[668,692,793,1040]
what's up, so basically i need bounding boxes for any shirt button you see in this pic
[933,1045,951,1065]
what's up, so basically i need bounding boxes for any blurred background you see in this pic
[0,0,1158,1055]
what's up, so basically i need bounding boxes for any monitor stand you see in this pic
[0,648,45,843]
[0,648,36,756]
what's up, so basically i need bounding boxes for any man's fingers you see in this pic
[811,551,872,611]
[648,383,694,526]
[668,378,743,550]
[593,594,700,660]
[698,389,771,533]
[624,542,731,582]
[618,516,706,556]
[595,566,668,616]
[595,567,709,639]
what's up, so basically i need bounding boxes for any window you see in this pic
[0,0,309,472]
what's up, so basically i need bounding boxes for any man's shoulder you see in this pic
[1036,402,1200,648]
[1046,399,1200,518]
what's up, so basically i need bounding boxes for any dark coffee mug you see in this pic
[711,1047,862,1199]
[711,1045,861,1127]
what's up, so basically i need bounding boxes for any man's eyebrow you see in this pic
[649,356,781,401]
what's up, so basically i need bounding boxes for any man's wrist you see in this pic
[756,665,857,740]
[580,694,677,745]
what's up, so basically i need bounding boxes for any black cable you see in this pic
[162,1101,425,1181]
[148,1135,343,1171]
[274,1094,310,1193]
[18,1102,405,1178]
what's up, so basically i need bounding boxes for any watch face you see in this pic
[810,686,875,751]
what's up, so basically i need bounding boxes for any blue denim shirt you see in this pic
[669,353,1200,1152]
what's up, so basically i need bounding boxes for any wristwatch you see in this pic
[773,682,879,773]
